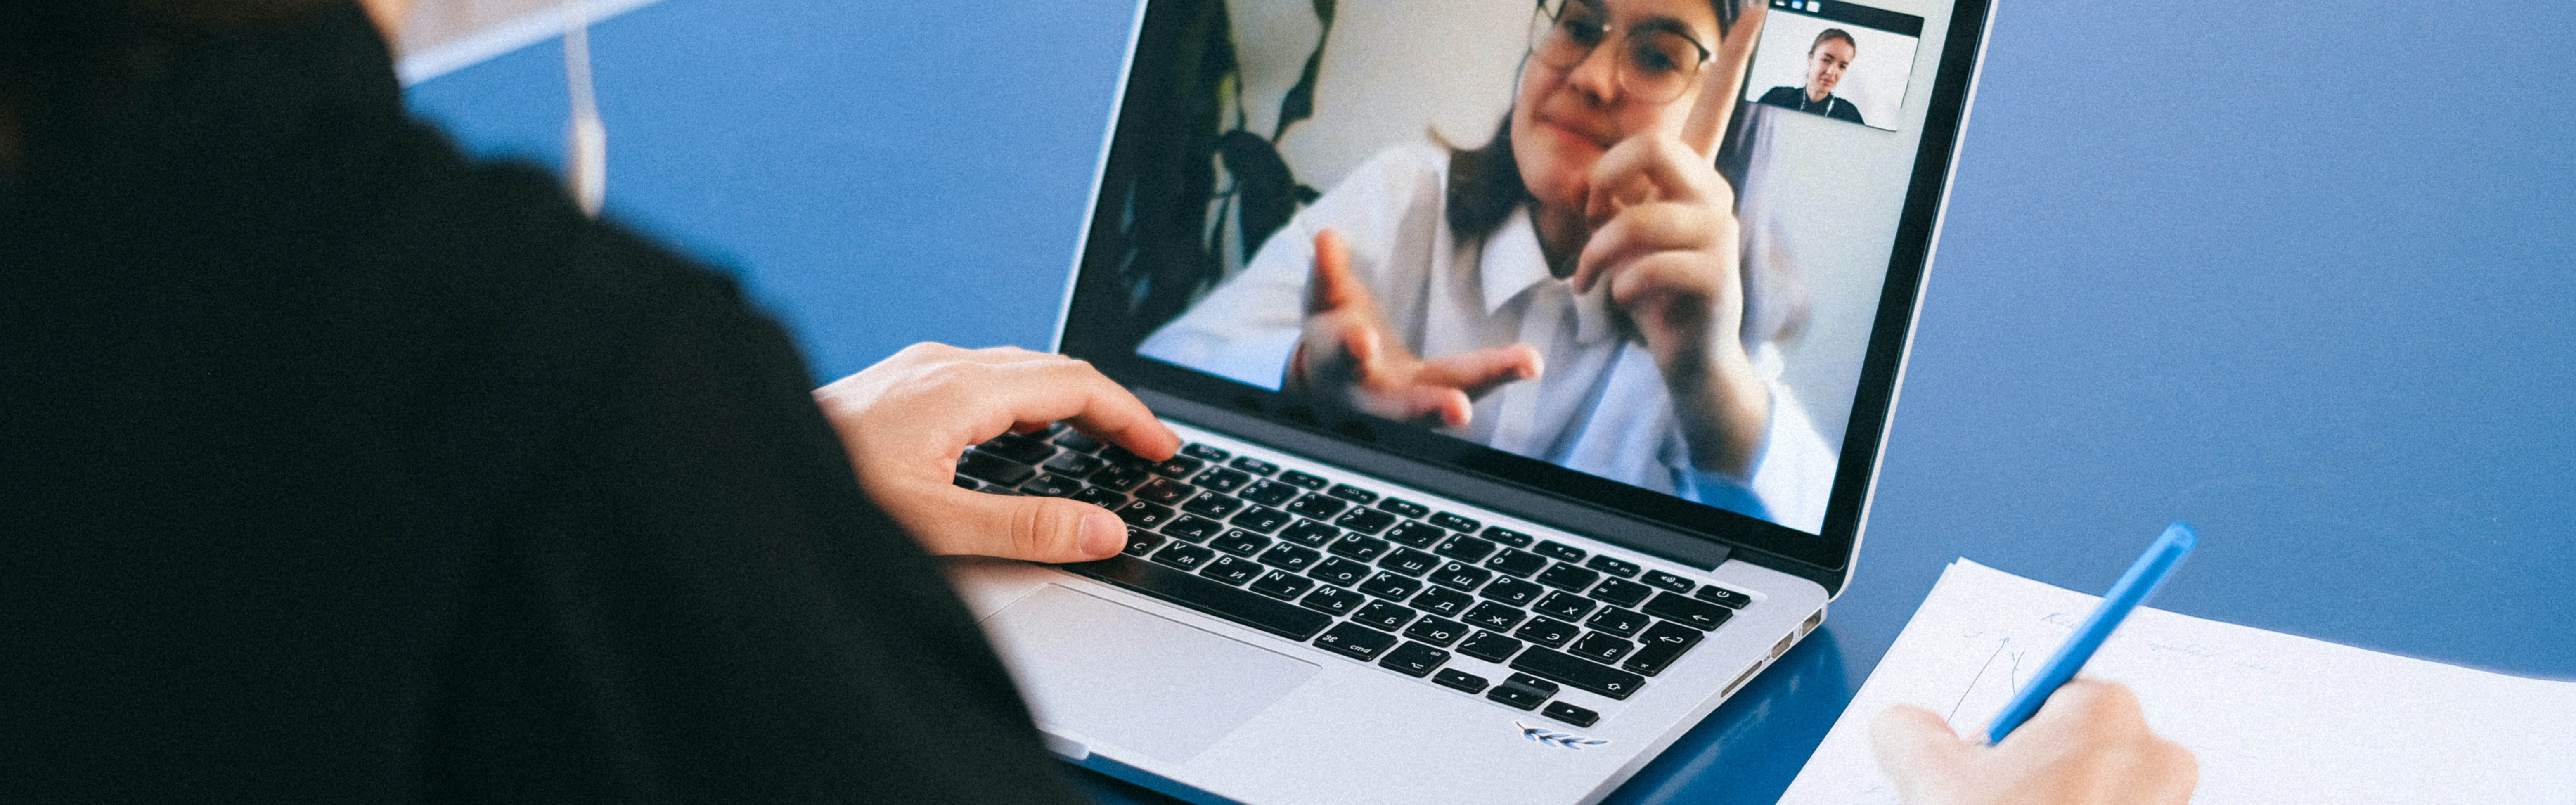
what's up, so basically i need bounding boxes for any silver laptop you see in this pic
[945,0,1994,801]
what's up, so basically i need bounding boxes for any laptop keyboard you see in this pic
[954,426,1754,729]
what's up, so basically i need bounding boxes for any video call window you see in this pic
[1743,0,1924,132]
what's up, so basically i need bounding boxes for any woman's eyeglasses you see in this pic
[1527,0,1715,104]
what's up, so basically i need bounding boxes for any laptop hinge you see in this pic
[1139,390,1735,571]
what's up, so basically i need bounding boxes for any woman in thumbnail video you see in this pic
[1140,0,1834,532]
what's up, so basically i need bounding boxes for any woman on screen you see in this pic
[1139,0,1833,532]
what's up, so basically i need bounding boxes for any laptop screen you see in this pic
[1063,0,1987,573]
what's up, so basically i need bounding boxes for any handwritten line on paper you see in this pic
[1776,559,2576,805]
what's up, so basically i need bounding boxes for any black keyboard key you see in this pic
[1195,467,1252,493]
[1433,668,1489,694]
[1181,443,1231,462]
[1325,483,1379,504]
[1569,632,1636,663]
[1314,622,1399,661]
[1589,578,1654,608]
[1356,571,1423,601]
[1533,540,1586,563]
[1279,469,1329,489]
[1088,463,1151,492]
[1384,521,1447,548]
[1240,479,1299,507]
[1070,485,1127,508]
[1482,526,1534,547]
[1201,554,1263,585]
[1063,554,1331,640]
[1643,592,1734,630]
[1481,577,1546,607]
[953,474,981,490]
[1511,646,1647,699]
[1248,569,1316,601]
[1350,599,1418,632]
[1403,616,1470,647]
[1514,616,1581,648]
[1161,515,1220,542]
[1279,519,1340,548]
[1333,507,1397,534]
[1541,701,1600,728]
[1641,570,1696,593]
[1133,478,1194,505]
[1428,561,1494,591]
[1120,527,1165,557]
[1098,444,1148,467]
[1326,533,1391,562]
[1378,642,1450,677]
[1583,555,1641,578]
[1180,492,1245,519]
[1228,455,1279,475]
[1378,548,1441,577]
[1018,474,1082,497]
[1257,543,1322,572]
[1042,451,1106,478]
[1116,500,1176,529]
[1694,585,1754,609]
[957,450,1039,486]
[1209,529,1271,557]
[979,434,1058,465]
[1376,497,1429,519]
[1536,563,1601,592]
[1151,456,1206,479]
[1462,602,1528,631]
[1310,557,1372,587]
[1623,621,1706,675]
[1150,542,1215,571]
[1486,680,1549,711]
[1433,534,1497,563]
[1506,672,1560,696]
[1457,630,1525,663]
[1584,606,1651,639]
[1430,512,1482,533]
[1533,591,1597,621]
[1286,493,1348,520]
[1484,549,1548,578]
[1228,506,1293,533]
[1411,586,1476,617]
[1052,429,1105,453]
[1300,585,1366,616]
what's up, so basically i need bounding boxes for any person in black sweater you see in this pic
[0,1,2194,803]
[0,1,1157,801]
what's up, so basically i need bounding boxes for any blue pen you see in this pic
[1983,522,2198,744]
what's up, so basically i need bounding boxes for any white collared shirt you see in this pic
[1139,144,1832,532]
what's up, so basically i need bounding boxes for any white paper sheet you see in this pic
[1778,559,2576,804]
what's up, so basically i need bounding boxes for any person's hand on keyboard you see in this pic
[814,343,1180,562]
[1870,678,2197,805]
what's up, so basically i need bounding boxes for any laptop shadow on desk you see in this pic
[1603,627,1854,805]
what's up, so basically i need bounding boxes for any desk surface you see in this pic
[408,0,2576,801]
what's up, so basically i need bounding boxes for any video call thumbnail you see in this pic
[1743,0,1923,131]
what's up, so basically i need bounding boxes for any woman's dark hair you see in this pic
[1,0,344,178]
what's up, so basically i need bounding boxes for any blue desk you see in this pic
[409,0,2576,801]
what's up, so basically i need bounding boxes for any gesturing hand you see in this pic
[1288,229,1542,429]
[813,343,1180,563]
[1872,679,2200,805]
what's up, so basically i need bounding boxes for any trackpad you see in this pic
[982,584,1318,763]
